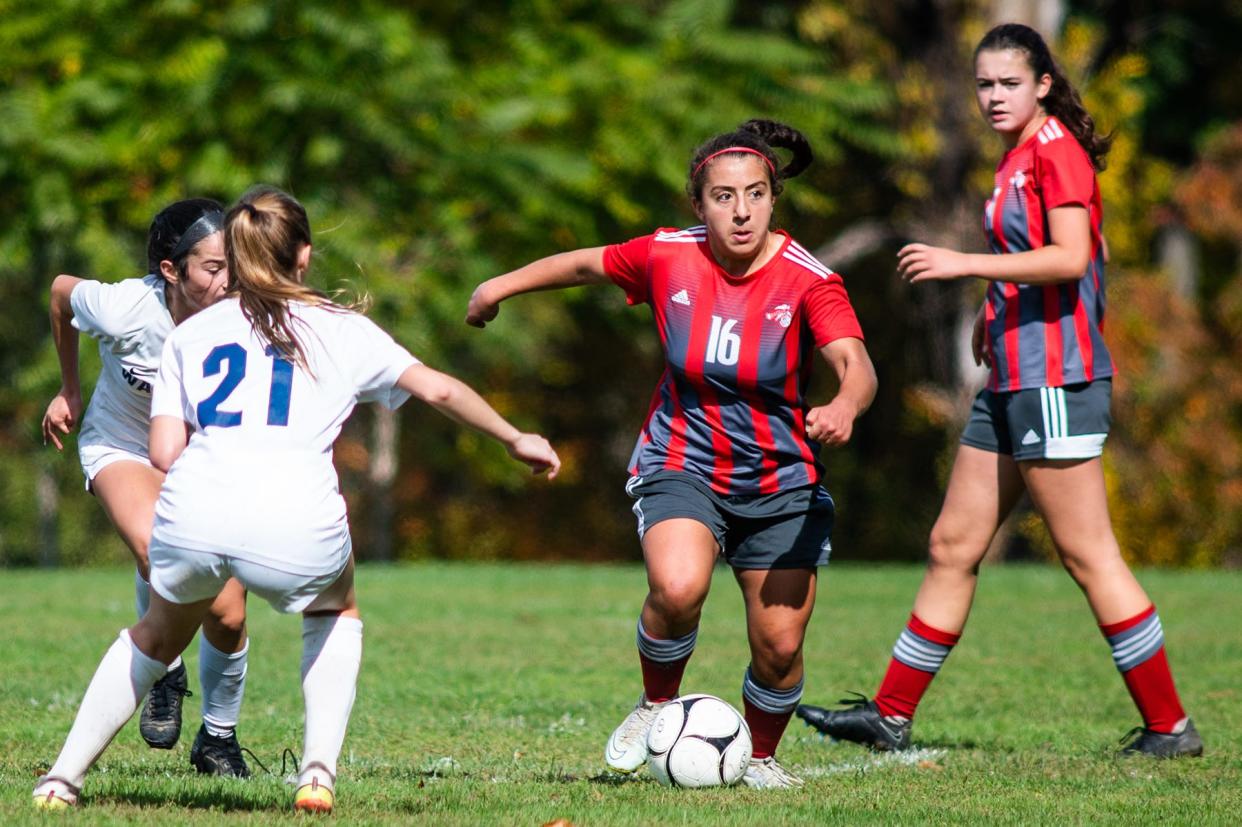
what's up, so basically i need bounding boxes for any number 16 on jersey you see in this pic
[705,315,741,366]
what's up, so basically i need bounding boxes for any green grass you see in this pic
[1,562,1239,824]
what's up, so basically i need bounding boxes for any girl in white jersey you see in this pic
[33,186,560,814]
[41,199,254,775]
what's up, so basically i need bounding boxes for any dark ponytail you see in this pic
[687,119,813,200]
[976,24,1112,170]
[146,198,226,275]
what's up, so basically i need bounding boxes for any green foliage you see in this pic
[1,563,1240,823]
[0,0,898,566]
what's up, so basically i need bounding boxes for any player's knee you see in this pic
[205,603,247,638]
[648,579,708,623]
[751,639,802,683]
[927,524,983,575]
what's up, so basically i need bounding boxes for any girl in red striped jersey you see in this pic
[468,119,878,787]
[797,23,1200,758]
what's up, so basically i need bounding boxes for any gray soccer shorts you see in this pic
[960,378,1112,461]
[625,470,834,570]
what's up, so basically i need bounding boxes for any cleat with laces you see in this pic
[796,693,911,751]
[140,662,191,749]
[190,724,252,777]
[293,763,335,814]
[604,694,667,773]
[741,756,804,789]
[32,776,79,810]
[1119,718,1203,758]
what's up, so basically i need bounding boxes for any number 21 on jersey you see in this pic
[705,315,740,366]
[197,343,294,428]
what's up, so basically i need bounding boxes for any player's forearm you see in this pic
[966,245,1088,285]
[401,365,522,447]
[819,338,877,418]
[49,275,83,396]
[480,248,609,303]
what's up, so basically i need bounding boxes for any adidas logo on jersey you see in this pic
[671,289,691,307]
[1021,429,1041,446]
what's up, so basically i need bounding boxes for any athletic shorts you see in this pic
[148,541,350,614]
[960,379,1111,461]
[625,470,834,570]
[78,444,152,491]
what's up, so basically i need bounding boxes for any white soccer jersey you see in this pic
[150,297,419,576]
[71,275,175,464]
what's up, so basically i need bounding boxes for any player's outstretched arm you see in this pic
[396,363,560,478]
[466,247,609,328]
[42,275,85,449]
[805,337,877,447]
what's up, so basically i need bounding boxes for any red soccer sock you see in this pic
[639,653,690,704]
[743,697,793,760]
[874,614,961,720]
[1100,606,1186,734]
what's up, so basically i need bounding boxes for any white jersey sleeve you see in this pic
[70,277,157,351]
[341,314,420,409]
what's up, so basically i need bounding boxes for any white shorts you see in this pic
[79,444,152,492]
[148,541,350,614]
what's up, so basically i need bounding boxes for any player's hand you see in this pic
[971,304,992,368]
[805,399,856,447]
[465,283,500,328]
[42,389,83,450]
[506,433,561,480]
[898,243,971,283]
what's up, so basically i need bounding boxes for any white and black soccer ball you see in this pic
[646,694,752,788]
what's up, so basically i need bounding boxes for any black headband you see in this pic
[169,211,225,260]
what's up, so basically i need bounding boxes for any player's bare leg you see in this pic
[607,519,717,773]
[799,446,1024,748]
[295,559,363,813]
[93,461,251,757]
[33,593,211,808]
[1023,458,1200,756]
[735,567,815,787]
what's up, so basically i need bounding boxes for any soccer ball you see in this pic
[646,694,752,788]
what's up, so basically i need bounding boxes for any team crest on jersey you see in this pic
[765,303,793,328]
[1012,169,1027,189]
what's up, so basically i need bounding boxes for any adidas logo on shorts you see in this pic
[1021,429,1041,446]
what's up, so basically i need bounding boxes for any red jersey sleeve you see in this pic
[1035,128,1096,210]
[802,276,864,347]
[602,234,655,306]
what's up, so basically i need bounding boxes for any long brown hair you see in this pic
[976,23,1112,170]
[224,186,334,369]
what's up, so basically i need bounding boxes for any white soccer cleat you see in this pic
[32,776,79,809]
[741,756,804,789]
[604,694,667,773]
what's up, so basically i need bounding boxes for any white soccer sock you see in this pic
[47,629,168,788]
[134,574,182,672]
[199,636,248,737]
[300,615,363,783]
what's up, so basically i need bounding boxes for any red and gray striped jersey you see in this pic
[603,227,864,495]
[982,116,1114,391]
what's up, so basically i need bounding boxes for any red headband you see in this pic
[693,147,777,179]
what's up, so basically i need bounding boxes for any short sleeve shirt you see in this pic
[70,274,174,462]
[150,298,418,576]
[981,116,1113,391]
[603,226,864,495]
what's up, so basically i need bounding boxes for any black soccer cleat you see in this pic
[796,694,912,751]
[190,725,252,777]
[140,662,191,749]
[1119,718,1203,758]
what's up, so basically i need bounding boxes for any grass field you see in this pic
[1,562,1239,824]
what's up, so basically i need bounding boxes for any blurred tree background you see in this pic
[0,0,1237,568]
